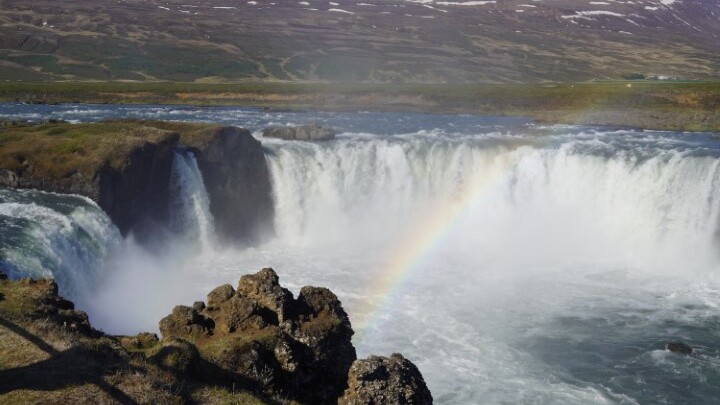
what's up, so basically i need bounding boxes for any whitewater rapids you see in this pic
[1,104,720,404]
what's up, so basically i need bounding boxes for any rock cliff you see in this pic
[0,121,274,242]
[178,126,274,243]
[0,268,433,404]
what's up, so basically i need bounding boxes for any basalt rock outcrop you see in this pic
[160,268,359,404]
[95,128,179,237]
[262,123,336,141]
[340,353,433,405]
[0,268,432,404]
[0,121,274,242]
[179,126,274,243]
[0,276,95,336]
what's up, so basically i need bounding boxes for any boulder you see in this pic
[158,305,213,340]
[666,342,693,355]
[262,123,336,141]
[294,286,357,401]
[120,332,160,351]
[339,353,433,405]
[211,294,264,333]
[193,301,206,312]
[207,283,235,309]
[158,268,358,404]
[1,270,431,404]
[0,169,19,188]
[237,268,294,323]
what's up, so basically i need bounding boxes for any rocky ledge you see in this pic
[0,121,274,243]
[262,123,336,141]
[0,268,432,404]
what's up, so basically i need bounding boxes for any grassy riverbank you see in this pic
[1,81,719,132]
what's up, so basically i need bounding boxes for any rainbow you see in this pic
[353,155,518,344]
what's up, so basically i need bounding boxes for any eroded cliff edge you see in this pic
[0,268,433,404]
[0,121,273,243]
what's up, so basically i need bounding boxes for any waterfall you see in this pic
[169,149,216,252]
[264,132,720,271]
[0,188,122,300]
[0,149,217,318]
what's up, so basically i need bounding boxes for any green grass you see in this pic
[0,121,225,183]
[191,386,271,405]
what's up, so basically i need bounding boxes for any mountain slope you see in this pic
[0,0,718,83]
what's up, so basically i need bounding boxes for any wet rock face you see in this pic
[666,342,693,355]
[190,126,275,244]
[295,286,357,400]
[96,131,179,237]
[262,123,336,141]
[0,169,19,188]
[340,353,433,405]
[158,267,357,404]
[1,124,275,244]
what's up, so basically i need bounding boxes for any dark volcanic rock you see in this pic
[0,126,180,238]
[237,268,294,323]
[95,130,179,237]
[188,126,275,243]
[206,284,236,309]
[262,123,336,141]
[0,123,274,244]
[159,305,213,340]
[339,353,433,405]
[666,342,693,355]
[0,270,430,404]
[159,267,359,404]
[295,286,357,401]
[212,294,264,333]
[120,332,160,351]
[0,169,19,188]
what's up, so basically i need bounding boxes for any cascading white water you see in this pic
[0,150,217,332]
[0,189,122,300]
[169,149,215,252]
[77,149,218,333]
[246,131,720,404]
[265,133,720,271]
[3,98,720,404]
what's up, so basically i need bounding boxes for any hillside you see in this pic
[0,0,719,83]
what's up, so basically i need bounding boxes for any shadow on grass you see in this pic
[0,317,140,404]
[149,343,286,405]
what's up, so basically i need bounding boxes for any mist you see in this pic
[5,108,720,403]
